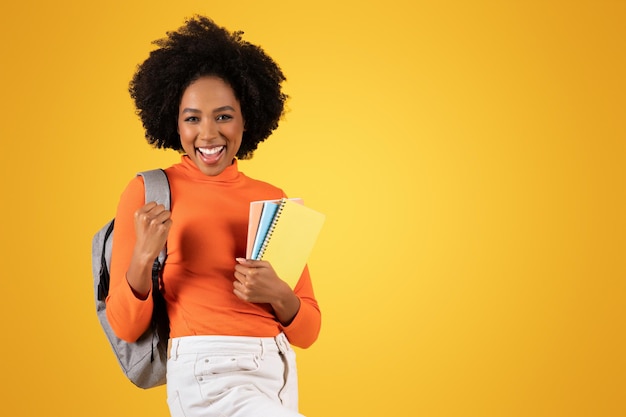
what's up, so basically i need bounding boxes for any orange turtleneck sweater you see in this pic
[106,156,321,348]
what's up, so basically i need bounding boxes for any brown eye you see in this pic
[216,114,233,122]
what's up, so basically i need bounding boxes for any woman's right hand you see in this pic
[133,201,172,260]
[126,202,172,298]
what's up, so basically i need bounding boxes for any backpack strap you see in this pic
[138,169,171,366]
[138,169,170,268]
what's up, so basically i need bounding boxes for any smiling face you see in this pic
[177,76,245,176]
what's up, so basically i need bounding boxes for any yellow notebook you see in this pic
[254,198,325,288]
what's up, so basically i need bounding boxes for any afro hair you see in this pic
[129,15,288,159]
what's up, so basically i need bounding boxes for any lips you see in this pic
[197,145,225,165]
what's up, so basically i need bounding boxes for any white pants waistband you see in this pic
[169,333,291,360]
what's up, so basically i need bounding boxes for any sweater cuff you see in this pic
[281,298,321,349]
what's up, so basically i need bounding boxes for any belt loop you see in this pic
[169,338,179,361]
[275,332,289,355]
[260,338,265,359]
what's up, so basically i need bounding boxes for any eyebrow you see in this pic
[180,106,236,114]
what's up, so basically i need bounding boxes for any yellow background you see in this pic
[1,1,624,416]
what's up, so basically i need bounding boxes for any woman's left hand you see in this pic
[233,258,301,325]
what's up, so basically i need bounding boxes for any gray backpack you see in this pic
[92,169,170,389]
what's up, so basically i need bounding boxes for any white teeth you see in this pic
[198,146,224,155]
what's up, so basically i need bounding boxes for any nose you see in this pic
[199,118,218,140]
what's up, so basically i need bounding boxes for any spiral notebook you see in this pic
[246,198,303,260]
[247,198,325,288]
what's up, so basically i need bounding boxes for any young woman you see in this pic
[105,15,321,417]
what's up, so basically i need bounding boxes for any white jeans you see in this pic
[166,333,304,417]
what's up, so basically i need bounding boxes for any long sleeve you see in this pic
[282,265,321,348]
[105,176,154,342]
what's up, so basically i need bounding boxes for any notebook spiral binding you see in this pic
[257,198,287,259]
